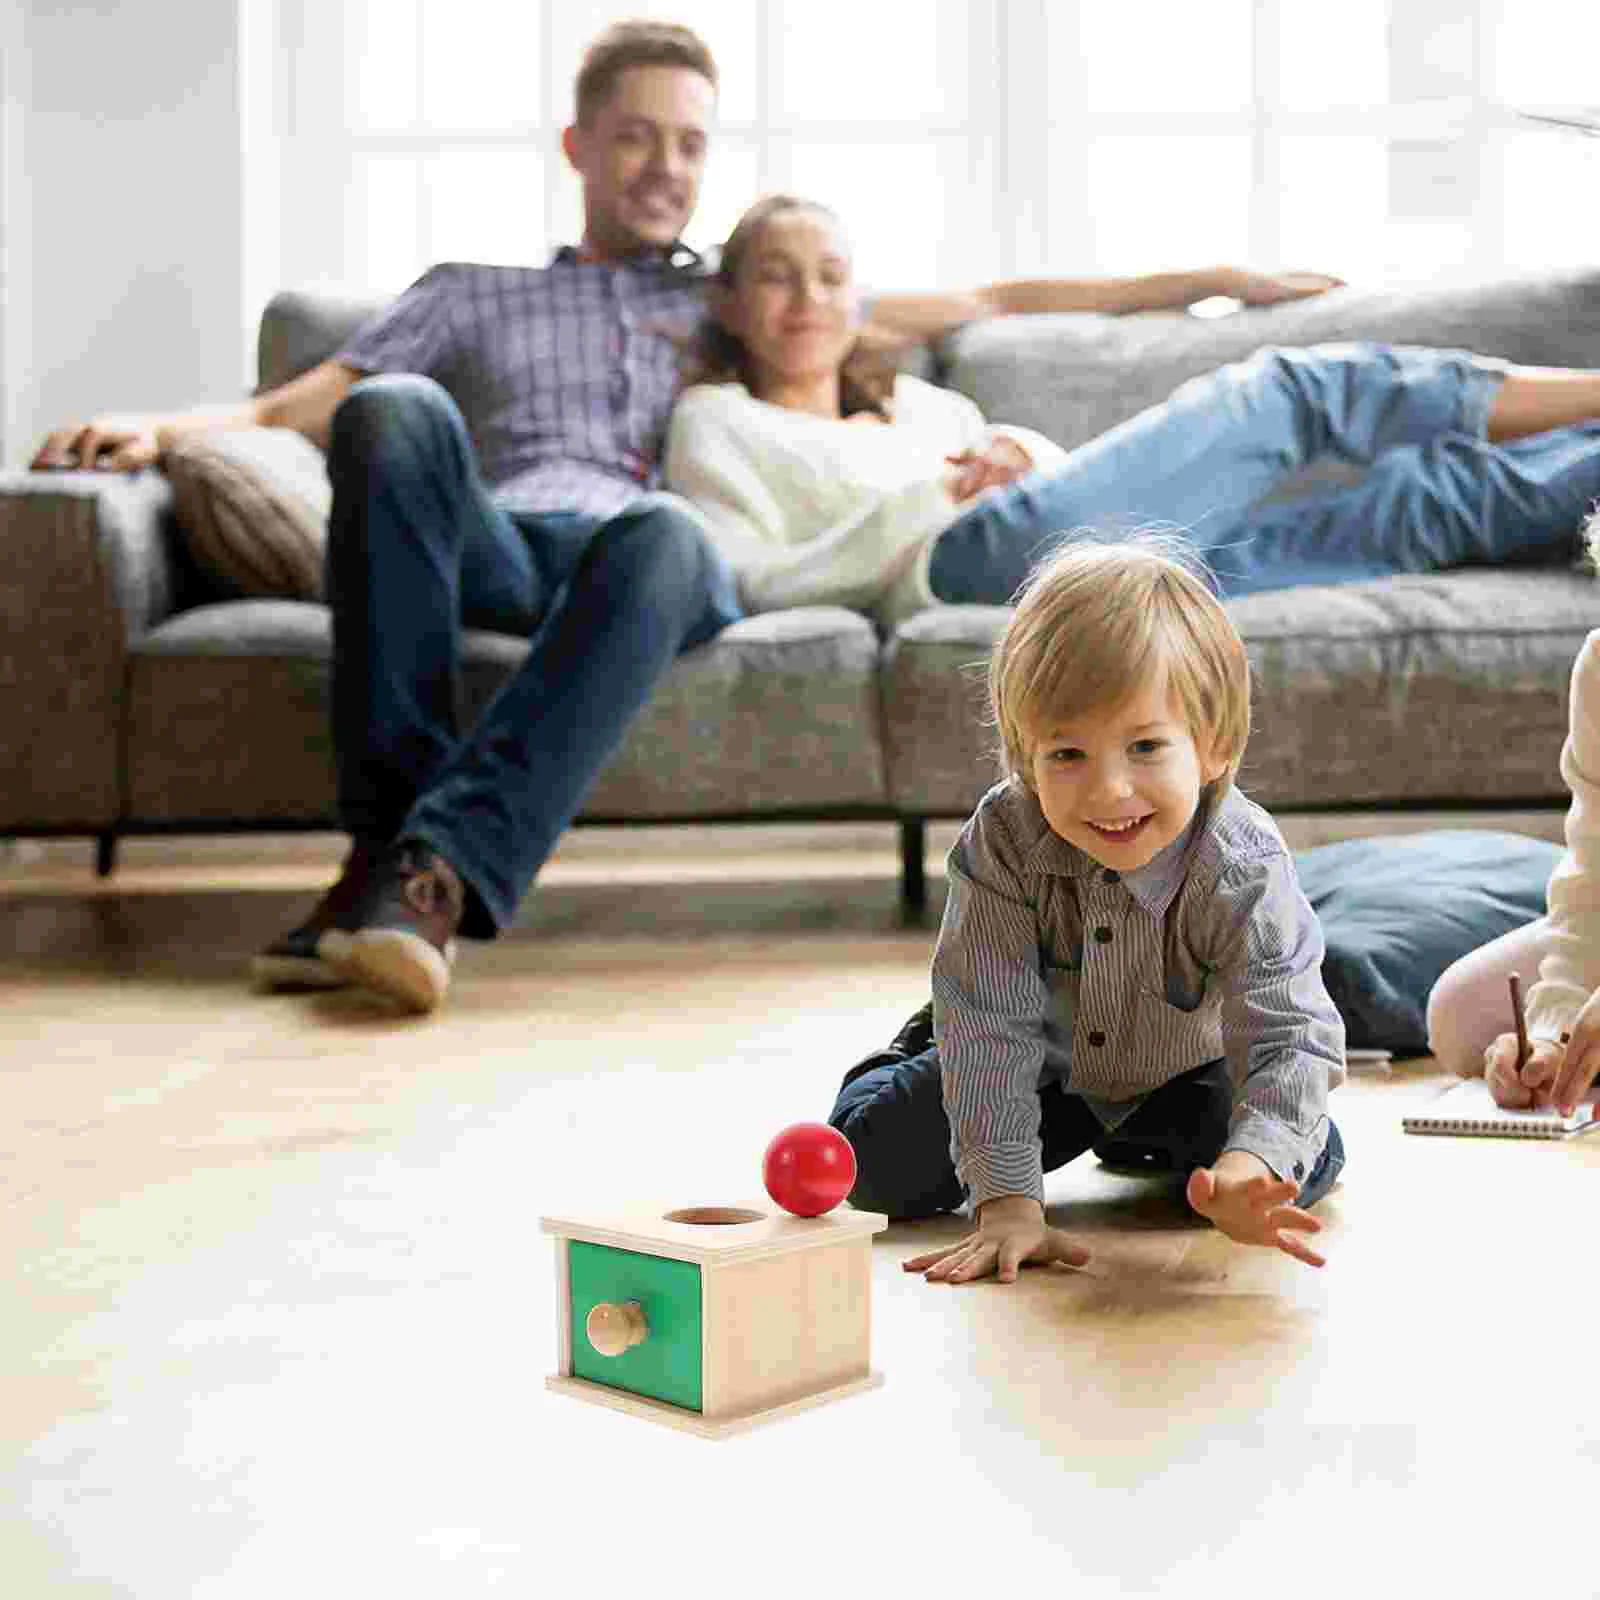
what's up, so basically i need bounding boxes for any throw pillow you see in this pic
[161,426,331,601]
[1293,829,1562,1056]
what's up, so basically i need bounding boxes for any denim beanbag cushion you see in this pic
[1292,829,1562,1055]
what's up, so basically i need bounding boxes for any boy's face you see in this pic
[562,64,714,258]
[1029,675,1226,873]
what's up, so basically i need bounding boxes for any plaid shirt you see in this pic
[336,248,710,521]
[932,778,1346,1210]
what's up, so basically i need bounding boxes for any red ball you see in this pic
[762,1122,857,1217]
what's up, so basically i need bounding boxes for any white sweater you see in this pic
[663,375,1068,628]
[1527,628,1600,1040]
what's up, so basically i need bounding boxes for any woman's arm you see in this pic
[1527,632,1600,1038]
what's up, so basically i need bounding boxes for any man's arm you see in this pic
[30,359,360,473]
[863,265,1344,348]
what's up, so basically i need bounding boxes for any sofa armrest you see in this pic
[0,468,179,830]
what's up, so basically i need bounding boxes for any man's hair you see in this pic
[574,19,718,125]
[681,193,894,417]
[989,534,1252,794]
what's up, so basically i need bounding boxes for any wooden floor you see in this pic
[3,821,1597,1597]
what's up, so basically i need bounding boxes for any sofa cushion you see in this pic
[1294,829,1562,1054]
[258,288,389,390]
[125,603,888,824]
[939,266,1600,454]
[161,427,331,601]
[880,569,1593,818]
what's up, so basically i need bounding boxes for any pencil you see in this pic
[1509,971,1534,1104]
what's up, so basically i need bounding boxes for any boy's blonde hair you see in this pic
[989,535,1252,792]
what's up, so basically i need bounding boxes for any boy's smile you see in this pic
[1030,676,1226,873]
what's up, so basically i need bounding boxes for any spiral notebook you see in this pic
[1402,1078,1600,1139]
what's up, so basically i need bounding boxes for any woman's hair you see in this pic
[989,533,1253,794]
[682,194,895,418]
[574,20,718,125]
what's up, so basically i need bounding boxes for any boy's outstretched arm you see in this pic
[903,1195,1092,1285]
[1185,1153,1327,1269]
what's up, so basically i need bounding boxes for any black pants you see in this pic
[828,1006,1345,1221]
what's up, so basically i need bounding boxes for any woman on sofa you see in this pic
[665,194,1600,621]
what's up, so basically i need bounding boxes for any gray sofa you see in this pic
[5,266,1599,914]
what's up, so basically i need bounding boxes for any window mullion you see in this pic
[1250,0,1281,270]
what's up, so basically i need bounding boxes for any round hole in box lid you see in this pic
[663,1206,766,1226]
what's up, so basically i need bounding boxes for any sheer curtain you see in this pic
[274,0,1600,299]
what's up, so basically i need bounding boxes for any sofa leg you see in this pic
[95,832,118,878]
[899,819,927,923]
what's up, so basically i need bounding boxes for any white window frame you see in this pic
[269,0,1600,297]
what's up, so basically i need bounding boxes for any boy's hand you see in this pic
[1185,1154,1326,1268]
[1482,1031,1565,1109]
[902,1194,1091,1285]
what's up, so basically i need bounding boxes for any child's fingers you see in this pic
[1481,1032,1517,1081]
[1046,1232,1093,1269]
[938,1242,998,1283]
[921,1244,978,1279]
[1275,1229,1327,1269]
[1252,1174,1296,1198]
[1550,1043,1599,1116]
[997,1239,1027,1283]
[1485,1052,1535,1107]
[902,1245,964,1271]
[1267,1205,1322,1236]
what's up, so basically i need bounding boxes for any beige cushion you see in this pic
[161,426,331,600]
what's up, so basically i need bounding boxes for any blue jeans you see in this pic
[828,1046,1346,1222]
[325,374,742,937]
[929,342,1600,602]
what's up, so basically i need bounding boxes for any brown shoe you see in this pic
[339,841,464,1014]
[250,841,382,992]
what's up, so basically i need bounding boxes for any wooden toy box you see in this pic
[542,1202,888,1438]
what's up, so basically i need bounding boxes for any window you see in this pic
[275,0,1600,296]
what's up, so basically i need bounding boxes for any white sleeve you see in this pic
[663,386,792,575]
[1527,631,1600,1039]
[667,381,957,616]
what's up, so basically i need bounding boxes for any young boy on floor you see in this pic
[828,535,1346,1283]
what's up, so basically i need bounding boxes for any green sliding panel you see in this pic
[568,1240,703,1412]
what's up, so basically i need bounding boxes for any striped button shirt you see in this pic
[336,249,710,521]
[931,777,1346,1211]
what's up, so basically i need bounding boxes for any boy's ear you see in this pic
[1200,742,1231,785]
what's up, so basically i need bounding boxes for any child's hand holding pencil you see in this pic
[1480,971,1567,1110]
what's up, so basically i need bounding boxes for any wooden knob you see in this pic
[586,1299,649,1357]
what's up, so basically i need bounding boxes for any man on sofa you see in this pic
[29,18,1340,1016]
